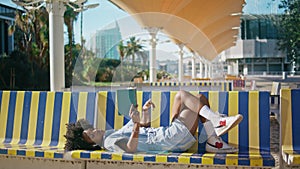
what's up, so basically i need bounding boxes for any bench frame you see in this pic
[280,89,300,167]
[0,90,275,169]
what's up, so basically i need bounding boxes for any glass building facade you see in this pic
[224,14,288,75]
[95,22,122,59]
[241,15,281,40]
[0,4,17,56]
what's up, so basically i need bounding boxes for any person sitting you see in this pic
[64,90,243,153]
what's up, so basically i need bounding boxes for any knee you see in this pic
[175,90,189,101]
[198,94,210,107]
[174,90,187,102]
[174,90,183,102]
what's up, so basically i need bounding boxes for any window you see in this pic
[247,19,259,39]
[241,15,280,40]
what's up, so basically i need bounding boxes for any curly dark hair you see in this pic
[64,119,101,151]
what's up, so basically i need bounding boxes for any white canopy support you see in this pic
[47,1,66,91]
[145,27,161,82]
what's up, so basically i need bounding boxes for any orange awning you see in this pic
[109,0,245,61]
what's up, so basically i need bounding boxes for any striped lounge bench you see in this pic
[70,91,275,168]
[0,91,97,160]
[280,89,300,166]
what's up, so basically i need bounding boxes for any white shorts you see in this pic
[104,119,196,153]
[143,118,196,152]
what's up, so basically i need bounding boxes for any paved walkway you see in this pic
[270,115,280,169]
[243,75,300,91]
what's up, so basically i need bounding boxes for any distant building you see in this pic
[0,3,21,55]
[160,14,288,79]
[223,14,288,76]
[94,21,122,59]
[158,59,177,75]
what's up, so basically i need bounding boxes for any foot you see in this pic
[214,114,243,136]
[206,136,238,153]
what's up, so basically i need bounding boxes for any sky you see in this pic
[74,0,128,43]
[243,0,283,14]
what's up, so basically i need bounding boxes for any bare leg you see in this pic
[139,99,154,127]
[170,90,210,134]
[169,91,242,153]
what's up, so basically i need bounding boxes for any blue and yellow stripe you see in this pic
[0,90,274,166]
[149,81,233,91]
[70,150,274,166]
[0,91,97,158]
[281,89,300,165]
[93,91,272,162]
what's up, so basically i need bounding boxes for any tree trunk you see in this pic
[68,18,73,63]
[132,53,135,66]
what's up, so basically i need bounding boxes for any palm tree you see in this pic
[64,5,80,60]
[125,37,144,66]
[64,5,80,87]
[117,40,126,81]
[118,41,126,62]
[9,8,49,69]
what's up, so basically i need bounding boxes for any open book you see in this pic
[116,88,137,117]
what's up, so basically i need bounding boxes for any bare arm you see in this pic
[126,122,140,153]
[116,101,155,153]
[116,104,140,153]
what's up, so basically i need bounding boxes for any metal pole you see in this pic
[204,63,208,78]
[178,44,184,82]
[209,64,212,78]
[81,10,83,46]
[47,1,66,91]
[191,54,196,79]
[199,61,203,78]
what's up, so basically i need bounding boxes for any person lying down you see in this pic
[64,90,243,153]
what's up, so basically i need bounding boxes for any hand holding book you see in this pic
[129,104,140,124]
[117,88,137,117]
